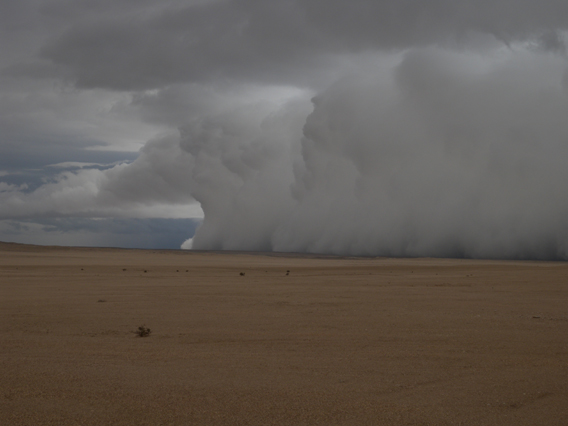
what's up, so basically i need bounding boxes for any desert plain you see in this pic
[1,241,567,425]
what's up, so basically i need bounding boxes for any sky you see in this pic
[2,0,568,258]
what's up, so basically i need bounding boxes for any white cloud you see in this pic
[0,157,203,220]
[180,238,193,250]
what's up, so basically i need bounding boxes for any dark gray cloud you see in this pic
[38,1,323,90]
[37,0,568,90]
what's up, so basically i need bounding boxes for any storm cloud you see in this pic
[2,0,568,257]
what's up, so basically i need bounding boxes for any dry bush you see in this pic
[135,325,151,337]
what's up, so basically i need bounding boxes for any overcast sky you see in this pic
[2,0,568,257]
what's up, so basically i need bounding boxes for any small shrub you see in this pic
[135,325,151,337]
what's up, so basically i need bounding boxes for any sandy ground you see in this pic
[1,242,567,425]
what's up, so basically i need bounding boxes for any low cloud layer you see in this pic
[2,1,568,257]
[38,0,568,89]
[0,217,200,249]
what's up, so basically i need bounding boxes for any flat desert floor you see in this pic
[1,242,567,425]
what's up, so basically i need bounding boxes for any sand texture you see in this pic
[1,242,567,425]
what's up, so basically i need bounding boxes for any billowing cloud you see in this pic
[3,1,568,256]
[0,134,202,220]
[184,47,568,259]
